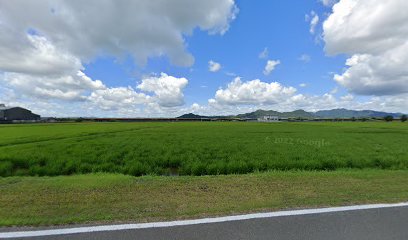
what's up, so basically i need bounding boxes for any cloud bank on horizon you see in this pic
[0,0,407,117]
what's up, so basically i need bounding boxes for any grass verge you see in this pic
[1,170,408,227]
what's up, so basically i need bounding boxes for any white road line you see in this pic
[1,202,408,238]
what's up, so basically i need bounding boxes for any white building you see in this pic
[258,115,279,122]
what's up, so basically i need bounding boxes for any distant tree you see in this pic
[384,115,394,122]
[401,114,407,122]
[351,117,356,122]
[75,117,84,122]
[360,118,368,122]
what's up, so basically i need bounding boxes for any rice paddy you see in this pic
[0,121,407,177]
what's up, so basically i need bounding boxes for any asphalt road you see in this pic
[2,205,408,240]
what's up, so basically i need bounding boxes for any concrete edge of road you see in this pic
[1,202,408,239]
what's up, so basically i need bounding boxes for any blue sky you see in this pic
[1,0,407,117]
[84,1,346,106]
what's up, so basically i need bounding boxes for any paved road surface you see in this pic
[1,203,408,240]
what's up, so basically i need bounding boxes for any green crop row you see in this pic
[0,122,407,176]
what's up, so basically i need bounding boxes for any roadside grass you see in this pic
[0,122,408,177]
[1,170,408,226]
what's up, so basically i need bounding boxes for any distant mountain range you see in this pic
[177,113,230,119]
[178,108,406,119]
[313,109,403,118]
[236,109,314,119]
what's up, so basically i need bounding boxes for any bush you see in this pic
[384,115,394,122]
[401,115,407,122]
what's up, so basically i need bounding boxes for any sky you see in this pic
[0,0,408,117]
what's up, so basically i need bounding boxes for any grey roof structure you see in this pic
[0,105,41,121]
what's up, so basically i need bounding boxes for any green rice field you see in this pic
[0,122,407,177]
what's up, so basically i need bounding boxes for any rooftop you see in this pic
[0,105,18,111]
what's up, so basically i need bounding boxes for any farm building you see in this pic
[258,115,279,122]
[0,104,41,121]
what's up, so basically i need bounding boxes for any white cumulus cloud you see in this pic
[323,0,408,95]
[137,73,188,107]
[0,35,82,76]
[258,47,269,59]
[0,0,238,67]
[0,35,105,101]
[208,60,222,72]
[298,54,311,63]
[88,87,150,111]
[0,0,237,116]
[210,77,296,105]
[320,0,338,7]
[263,60,281,75]
[340,94,354,101]
[305,11,319,34]
[203,76,408,114]
[87,73,189,111]
[2,71,105,101]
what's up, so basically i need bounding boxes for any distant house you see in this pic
[258,115,279,122]
[0,104,41,121]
